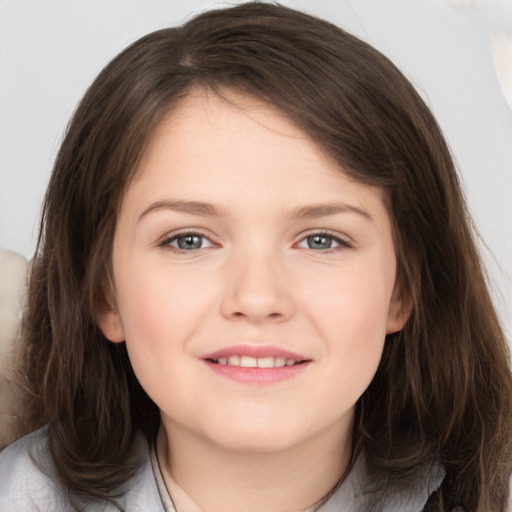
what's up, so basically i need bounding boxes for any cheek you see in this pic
[115,264,214,405]
[301,264,392,390]
[307,263,393,336]
[116,260,214,340]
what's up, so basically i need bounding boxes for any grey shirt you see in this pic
[0,427,444,511]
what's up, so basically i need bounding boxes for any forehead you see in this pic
[138,87,338,175]
[124,88,387,220]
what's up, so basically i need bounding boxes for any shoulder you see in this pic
[0,427,165,512]
[322,453,445,512]
[0,427,68,511]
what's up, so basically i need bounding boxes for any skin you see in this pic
[98,88,409,512]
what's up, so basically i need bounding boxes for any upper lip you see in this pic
[201,344,310,362]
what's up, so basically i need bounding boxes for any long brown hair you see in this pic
[19,2,512,510]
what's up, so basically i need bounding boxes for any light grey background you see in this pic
[1,0,511,340]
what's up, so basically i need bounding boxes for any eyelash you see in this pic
[158,230,215,254]
[158,229,353,254]
[296,231,353,252]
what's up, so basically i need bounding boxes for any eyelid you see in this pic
[156,228,352,253]
[295,230,353,250]
[157,228,217,252]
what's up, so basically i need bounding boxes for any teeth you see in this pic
[227,355,240,366]
[240,356,258,368]
[215,356,298,368]
[257,357,274,368]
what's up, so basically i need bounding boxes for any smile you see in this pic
[202,345,311,384]
[210,356,302,368]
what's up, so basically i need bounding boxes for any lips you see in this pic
[201,345,311,384]
[202,345,309,365]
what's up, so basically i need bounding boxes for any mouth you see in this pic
[201,345,312,384]
[206,355,307,368]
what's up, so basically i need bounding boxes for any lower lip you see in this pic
[203,360,310,384]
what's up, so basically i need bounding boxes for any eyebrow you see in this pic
[290,202,373,221]
[138,200,373,222]
[139,200,224,221]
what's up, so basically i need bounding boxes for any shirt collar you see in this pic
[150,442,444,512]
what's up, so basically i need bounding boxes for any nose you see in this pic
[220,249,294,324]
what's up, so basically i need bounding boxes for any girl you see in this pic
[1,2,511,511]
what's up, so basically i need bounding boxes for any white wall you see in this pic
[1,0,511,340]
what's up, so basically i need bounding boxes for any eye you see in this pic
[297,232,351,251]
[160,231,215,252]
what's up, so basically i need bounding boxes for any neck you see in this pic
[157,417,353,512]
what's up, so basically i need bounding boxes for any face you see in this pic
[98,89,407,454]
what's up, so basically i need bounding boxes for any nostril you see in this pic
[221,290,294,323]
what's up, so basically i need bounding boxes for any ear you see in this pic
[386,283,413,334]
[96,297,125,343]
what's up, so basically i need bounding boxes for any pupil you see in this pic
[308,235,331,249]
[178,235,202,250]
